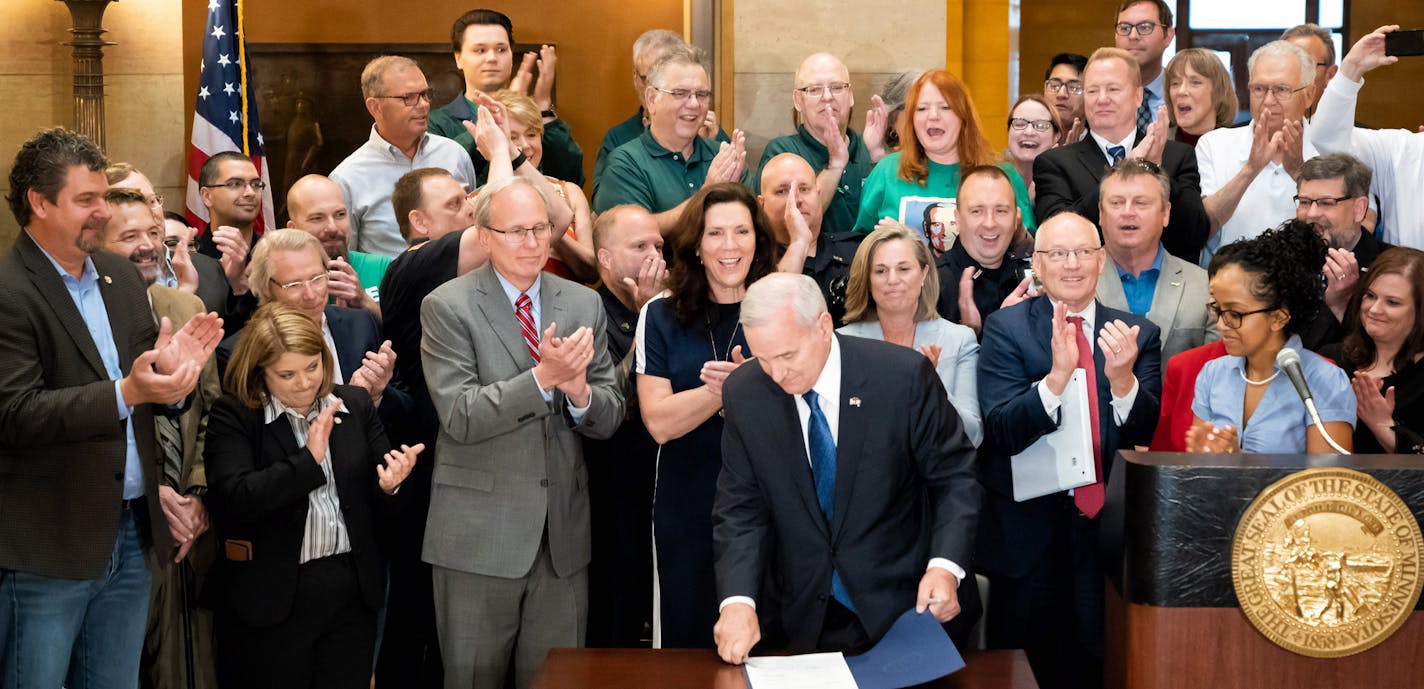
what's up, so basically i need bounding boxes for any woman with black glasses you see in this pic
[1004,95,1061,202]
[1184,220,1355,454]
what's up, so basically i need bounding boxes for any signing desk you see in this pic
[530,648,1038,689]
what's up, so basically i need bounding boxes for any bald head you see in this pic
[793,52,854,131]
[285,174,351,260]
[1034,212,1101,251]
[758,153,822,244]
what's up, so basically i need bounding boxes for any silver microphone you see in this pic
[1275,347,1350,455]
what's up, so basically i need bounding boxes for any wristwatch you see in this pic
[541,107,557,119]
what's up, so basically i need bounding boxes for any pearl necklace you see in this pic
[1239,367,1281,386]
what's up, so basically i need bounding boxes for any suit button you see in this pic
[540,479,549,487]
[817,595,827,602]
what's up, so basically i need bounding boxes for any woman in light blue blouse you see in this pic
[837,224,982,446]
[1186,221,1355,454]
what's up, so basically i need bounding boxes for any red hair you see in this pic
[896,69,995,184]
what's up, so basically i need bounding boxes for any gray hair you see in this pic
[1248,40,1314,88]
[248,228,328,303]
[1299,153,1373,199]
[361,55,420,99]
[472,176,554,230]
[647,47,706,89]
[633,29,685,63]
[1281,23,1335,66]
[741,273,827,329]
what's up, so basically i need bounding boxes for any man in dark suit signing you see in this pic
[0,128,222,689]
[1033,47,1210,264]
[977,212,1162,689]
[712,273,981,664]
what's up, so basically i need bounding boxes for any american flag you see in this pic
[184,0,275,233]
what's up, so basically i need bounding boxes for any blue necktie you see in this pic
[1136,91,1154,133]
[804,389,855,612]
[1107,145,1126,164]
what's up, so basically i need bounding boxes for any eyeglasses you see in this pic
[201,178,266,192]
[653,86,713,104]
[271,273,328,293]
[162,237,197,254]
[1293,194,1355,210]
[1206,301,1276,329]
[1009,117,1055,132]
[1034,247,1100,263]
[377,89,434,107]
[1044,78,1083,96]
[1115,21,1167,37]
[145,194,165,208]
[485,222,554,244]
[795,82,851,98]
[1247,83,1309,102]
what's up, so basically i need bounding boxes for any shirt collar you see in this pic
[26,229,99,286]
[1089,128,1136,159]
[1049,297,1097,327]
[1229,334,1305,373]
[639,128,705,161]
[1144,70,1165,100]
[369,124,428,160]
[263,392,344,425]
[809,334,843,404]
[494,269,542,310]
[1115,243,1165,279]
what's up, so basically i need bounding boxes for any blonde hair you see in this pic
[248,228,328,303]
[490,89,544,136]
[842,224,940,324]
[223,302,335,408]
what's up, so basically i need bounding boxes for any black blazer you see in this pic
[0,234,175,579]
[204,385,398,627]
[975,296,1162,578]
[713,335,981,651]
[1033,134,1210,263]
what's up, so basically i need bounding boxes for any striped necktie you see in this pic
[516,292,540,363]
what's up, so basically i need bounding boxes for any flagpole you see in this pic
[236,0,250,156]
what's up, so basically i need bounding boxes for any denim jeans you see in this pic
[1,506,153,689]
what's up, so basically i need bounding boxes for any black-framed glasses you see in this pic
[653,86,713,104]
[795,82,850,98]
[1115,21,1167,37]
[272,273,328,293]
[1035,247,1100,263]
[377,89,434,107]
[1293,195,1355,210]
[1247,83,1309,101]
[1044,78,1083,96]
[1009,117,1055,132]
[1206,301,1275,329]
[201,178,266,192]
[485,222,554,244]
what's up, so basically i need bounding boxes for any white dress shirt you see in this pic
[1035,301,1140,424]
[494,271,590,421]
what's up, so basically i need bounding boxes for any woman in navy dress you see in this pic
[636,183,777,647]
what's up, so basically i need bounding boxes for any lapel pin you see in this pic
[333,417,342,425]
[1170,281,1182,287]
[849,396,862,407]
[102,275,112,284]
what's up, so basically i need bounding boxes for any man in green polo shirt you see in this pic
[428,9,585,185]
[754,53,888,235]
[286,174,390,321]
[593,48,748,234]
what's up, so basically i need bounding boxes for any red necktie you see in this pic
[1066,315,1104,518]
[516,293,540,363]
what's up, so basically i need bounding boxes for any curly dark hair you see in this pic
[665,182,778,328]
[1340,247,1424,374]
[7,128,107,229]
[1207,219,1327,337]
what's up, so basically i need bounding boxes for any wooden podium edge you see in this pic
[1105,584,1424,689]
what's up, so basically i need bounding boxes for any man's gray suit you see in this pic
[1096,251,1219,364]
[420,263,623,689]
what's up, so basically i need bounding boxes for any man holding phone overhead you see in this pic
[1309,24,1424,250]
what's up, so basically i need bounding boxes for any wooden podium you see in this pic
[1102,452,1424,689]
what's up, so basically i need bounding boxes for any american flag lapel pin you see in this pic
[849,396,862,407]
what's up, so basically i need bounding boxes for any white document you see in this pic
[1010,368,1096,501]
[744,652,859,689]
